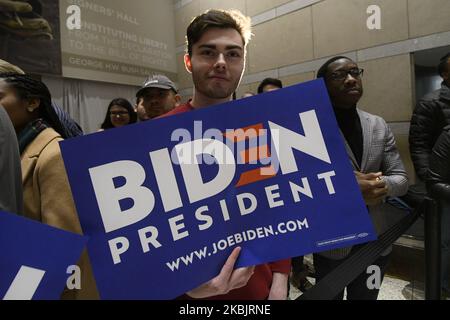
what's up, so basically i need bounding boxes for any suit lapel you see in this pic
[340,129,360,171]
[358,109,372,172]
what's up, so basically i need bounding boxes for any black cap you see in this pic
[136,74,178,97]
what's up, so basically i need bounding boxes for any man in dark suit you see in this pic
[313,56,409,300]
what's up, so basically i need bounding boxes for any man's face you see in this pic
[443,57,450,86]
[325,58,364,109]
[186,27,245,100]
[0,79,32,131]
[137,88,179,119]
[109,105,131,128]
[135,100,150,121]
[262,84,281,93]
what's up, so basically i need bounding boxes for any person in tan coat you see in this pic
[0,73,98,299]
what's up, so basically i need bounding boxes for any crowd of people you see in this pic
[1,8,449,300]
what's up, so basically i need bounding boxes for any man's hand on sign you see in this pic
[354,171,388,206]
[186,247,255,299]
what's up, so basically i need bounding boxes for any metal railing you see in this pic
[426,183,450,300]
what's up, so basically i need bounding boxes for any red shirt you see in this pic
[158,102,194,118]
[162,102,291,300]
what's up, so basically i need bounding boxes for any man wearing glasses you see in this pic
[313,56,408,300]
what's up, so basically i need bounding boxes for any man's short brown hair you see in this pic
[186,9,252,56]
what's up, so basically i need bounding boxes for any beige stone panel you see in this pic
[235,84,253,99]
[234,62,253,97]
[237,82,259,95]
[408,0,450,38]
[393,133,415,185]
[313,0,408,58]
[179,92,193,104]
[280,72,315,87]
[358,54,413,122]
[245,0,292,17]
[197,0,247,14]
[175,0,247,47]
[175,2,201,47]
[248,9,314,73]
[176,53,193,90]
[247,82,260,94]
[241,72,314,97]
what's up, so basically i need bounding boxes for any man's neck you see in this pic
[332,104,357,111]
[190,90,232,109]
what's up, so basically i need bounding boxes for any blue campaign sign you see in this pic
[60,79,376,300]
[0,211,87,300]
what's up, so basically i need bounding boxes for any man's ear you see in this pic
[184,54,192,74]
[443,70,449,82]
[174,94,182,106]
[27,98,40,112]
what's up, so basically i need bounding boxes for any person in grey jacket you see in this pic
[0,104,23,214]
[314,56,409,300]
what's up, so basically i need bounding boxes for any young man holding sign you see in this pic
[162,9,290,300]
